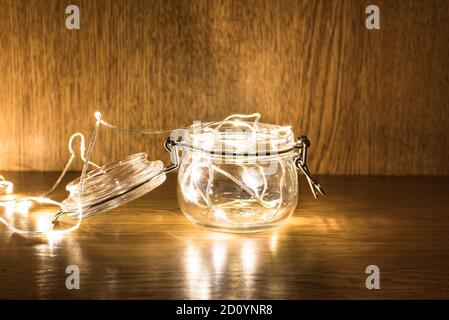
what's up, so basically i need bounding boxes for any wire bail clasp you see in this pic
[164,137,182,173]
[293,136,325,199]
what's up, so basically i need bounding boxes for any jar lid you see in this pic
[183,113,296,156]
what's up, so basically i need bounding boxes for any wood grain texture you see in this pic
[0,0,448,174]
[1,173,449,299]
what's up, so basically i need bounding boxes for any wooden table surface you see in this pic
[1,173,449,299]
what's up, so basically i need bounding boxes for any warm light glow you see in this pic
[47,232,63,250]
[36,215,63,247]
[185,244,210,300]
[179,114,293,230]
[212,242,227,274]
[12,200,31,216]
[0,196,78,238]
[1,112,299,237]
[185,185,199,202]
[242,168,263,191]
[36,214,52,233]
[2,198,31,217]
[241,240,257,274]
[0,113,102,238]
[5,183,12,194]
[0,175,13,194]
[213,208,226,220]
[94,111,102,121]
[191,167,202,183]
[269,231,279,254]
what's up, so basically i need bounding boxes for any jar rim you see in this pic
[182,120,296,157]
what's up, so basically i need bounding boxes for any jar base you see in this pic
[184,214,290,233]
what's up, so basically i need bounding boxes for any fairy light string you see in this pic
[0,113,101,238]
[0,112,178,238]
[0,112,305,238]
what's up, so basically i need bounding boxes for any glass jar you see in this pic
[166,114,324,233]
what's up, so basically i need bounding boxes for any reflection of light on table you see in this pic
[185,244,210,300]
[182,232,275,299]
[1,198,32,217]
[240,239,258,297]
[288,216,342,233]
[212,242,227,275]
[240,240,257,274]
[269,231,279,255]
[37,215,63,250]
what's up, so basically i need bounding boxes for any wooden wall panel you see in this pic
[0,0,448,175]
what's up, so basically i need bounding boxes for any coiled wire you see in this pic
[0,114,101,238]
[0,113,167,238]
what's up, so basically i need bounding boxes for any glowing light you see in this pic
[191,167,202,183]
[4,204,15,217]
[36,215,51,233]
[241,240,257,274]
[185,186,199,202]
[0,113,102,238]
[242,168,263,191]
[185,244,210,300]
[214,209,226,220]
[94,111,102,121]
[212,242,227,274]
[0,175,13,194]
[47,232,63,250]
[37,215,63,247]
[14,200,32,216]
[269,231,279,254]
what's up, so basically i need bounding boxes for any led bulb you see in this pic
[94,111,102,121]
[242,169,263,191]
[0,175,13,194]
[185,186,199,202]
[191,167,202,183]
